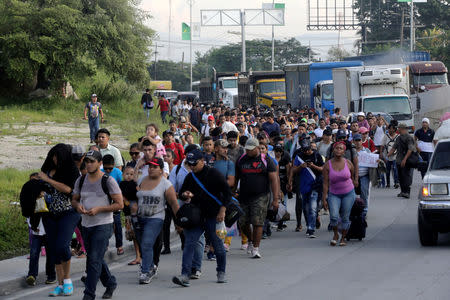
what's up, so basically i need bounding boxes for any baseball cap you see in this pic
[244,138,259,150]
[91,93,97,98]
[207,115,215,121]
[274,144,284,152]
[146,157,164,169]
[186,149,204,165]
[84,150,102,162]
[398,123,407,129]
[71,145,85,161]
[357,112,365,117]
[353,133,362,141]
[422,118,430,124]
[307,119,316,124]
[300,138,311,150]
[359,127,369,134]
[215,139,229,148]
[336,129,347,138]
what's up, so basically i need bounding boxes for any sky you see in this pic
[140,0,360,63]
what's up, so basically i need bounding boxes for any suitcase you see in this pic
[346,198,367,241]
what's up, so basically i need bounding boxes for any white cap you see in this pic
[422,118,430,124]
[332,129,338,135]
[357,112,365,117]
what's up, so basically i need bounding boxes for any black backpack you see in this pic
[78,174,112,203]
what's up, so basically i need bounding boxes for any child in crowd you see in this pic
[145,123,166,158]
[120,166,141,265]
[163,131,185,166]
[201,136,215,167]
[101,155,124,255]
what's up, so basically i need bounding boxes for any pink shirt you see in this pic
[328,160,354,195]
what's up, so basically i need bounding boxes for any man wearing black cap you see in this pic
[72,150,123,300]
[173,149,232,287]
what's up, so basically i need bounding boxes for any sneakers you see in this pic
[247,243,254,255]
[63,282,74,296]
[26,275,36,286]
[45,278,57,284]
[102,285,116,299]
[161,248,171,255]
[240,243,248,251]
[172,275,190,287]
[49,286,63,297]
[394,183,400,189]
[139,269,156,284]
[306,230,316,238]
[251,247,262,259]
[217,271,227,283]
[81,274,87,284]
[262,232,267,239]
[190,270,202,280]
[206,251,216,261]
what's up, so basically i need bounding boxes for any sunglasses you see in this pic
[129,152,140,156]
[187,161,199,167]
[103,167,113,171]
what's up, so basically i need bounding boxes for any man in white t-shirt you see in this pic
[201,116,216,141]
[314,118,327,138]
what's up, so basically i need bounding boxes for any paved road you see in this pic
[8,173,450,300]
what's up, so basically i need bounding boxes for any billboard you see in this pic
[307,0,359,30]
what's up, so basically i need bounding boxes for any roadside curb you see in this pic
[0,231,179,297]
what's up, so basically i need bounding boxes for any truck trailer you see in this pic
[284,61,363,114]
[237,71,286,108]
[199,72,238,107]
[333,64,415,132]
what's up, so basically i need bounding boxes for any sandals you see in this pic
[295,226,303,232]
[128,259,141,265]
[117,248,124,255]
[339,240,347,247]
[330,239,338,246]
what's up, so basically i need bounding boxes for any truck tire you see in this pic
[418,211,438,246]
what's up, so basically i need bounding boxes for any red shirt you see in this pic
[362,138,376,152]
[159,98,169,112]
[165,142,185,165]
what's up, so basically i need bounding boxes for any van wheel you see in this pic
[418,212,438,246]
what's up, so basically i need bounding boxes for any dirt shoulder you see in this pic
[0,122,130,170]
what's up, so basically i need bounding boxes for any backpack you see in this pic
[78,173,112,203]
[175,163,182,176]
[384,133,397,157]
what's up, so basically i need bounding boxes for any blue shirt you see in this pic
[262,121,280,136]
[213,159,235,179]
[101,167,122,184]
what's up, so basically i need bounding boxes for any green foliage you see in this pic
[148,60,190,91]
[0,0,154,94]
[0,168,34,260]
[327,46,352,61]
[416,28,450,71]
[193,38,311,74]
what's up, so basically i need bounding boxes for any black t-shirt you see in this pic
[203,152,216,168]
[277,151,291,182]
[295,150,324,190]
[236,153,277,200]
[119,181,137,216]
[415,128,435,143]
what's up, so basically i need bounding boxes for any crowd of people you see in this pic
[20,92,450,299]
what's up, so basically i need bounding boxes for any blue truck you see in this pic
[343,50,430,65]
[284,61,363,114]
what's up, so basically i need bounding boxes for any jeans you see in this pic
[162,207,173,250]
[397,163,413,194]
[82,223,116,299]
[160,111,169,124]
[88,117,99,141]
[385,160,399,186]
[328,189,356,231]
[113,212,123,248]
[28,234,55,280]
[359,175,371,217]
[138,218,164,273]
[192,234,205,272]
[181,218,225,277]
[303,190,320,231]
[419,152,432,179]
[295,193,307,228]
[42,209,80,265]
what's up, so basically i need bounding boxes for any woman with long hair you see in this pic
[322,142,357,246]
[39,144,81,296]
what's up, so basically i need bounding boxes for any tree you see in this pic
[193,38,311,75]
[0,0,154,94]
[327,46,352,61]
[148,60,190,91]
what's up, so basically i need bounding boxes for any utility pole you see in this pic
[188,0,194,91]
[241,10,246,72]
[271,0,275,71]
[400,8,404,48]
[410,0,414,51]
[154,43,158,80]
[168,0,172,58]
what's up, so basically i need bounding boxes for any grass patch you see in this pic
[0,168,38,260]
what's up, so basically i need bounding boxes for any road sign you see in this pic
[245,9,285,26]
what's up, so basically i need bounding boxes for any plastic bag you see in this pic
[226,222,238,237]
[216,221,227,240]
[34,194,49,213]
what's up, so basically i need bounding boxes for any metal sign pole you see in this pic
[241,11,246,72]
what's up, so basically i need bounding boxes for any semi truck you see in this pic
[408,61,448,94]
[333,64,415,132]
[237,71,286,108]
[344,50,431,65]
[199,72,238,107]
[284,61,363,114]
